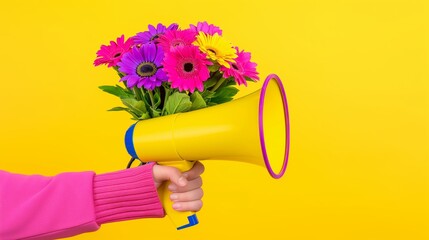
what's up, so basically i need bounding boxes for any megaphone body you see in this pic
[125,74,290,230]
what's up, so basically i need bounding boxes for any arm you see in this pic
[0,163,164,240]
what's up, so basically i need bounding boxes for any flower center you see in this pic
[172,40,183,47]
[151,34,160,41]
[231,63,239,70]
[184,63,194,72]
[113,52,121,58]
[137,62,157,77]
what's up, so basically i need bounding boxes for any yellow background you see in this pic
[0,0,428,239]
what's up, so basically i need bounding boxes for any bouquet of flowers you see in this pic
[94,22,259,120]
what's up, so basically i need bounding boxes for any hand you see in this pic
[152,161,205,212]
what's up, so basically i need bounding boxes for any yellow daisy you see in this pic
[194,32,237,67]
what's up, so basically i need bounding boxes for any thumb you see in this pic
[153,165,188,187]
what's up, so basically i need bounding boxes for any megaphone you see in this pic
[124,74,290,230]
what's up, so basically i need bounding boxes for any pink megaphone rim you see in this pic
[259,74,290,179]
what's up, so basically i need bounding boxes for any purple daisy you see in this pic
[190,21,222,36]
[133,23,179,44]
[117,44,168,90]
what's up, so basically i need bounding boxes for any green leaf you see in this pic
[116,84,134,95]
[138,111,151,120]
[201,90,216,99]
[210,86,239,104]
[165,92,192,115]
[121,98,147,116]
[99,85,133,98]
[203,77,218,89]
[150,107,162,118]
[208,63,220,72]
[225,77,237,86]
[190,91,207,110]
[108,106,128,111]
[126,109,141,120]
[207,102,218,106]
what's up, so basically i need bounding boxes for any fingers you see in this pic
[172,200,203,212]
[152,165,187,188]
[170,188,204,202]
[183,161,205,180]
[170,162,204,212]
[169,176,204,212]
[152,162,205,212]
[168,176,202,192]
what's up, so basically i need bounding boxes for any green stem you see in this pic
[139,88,146,102]
[113,66,124,78]
[211,77,227,92]
[112,66,128,89]
[148,90,155,108]
[162,86,171,115]
[133,87,143,100]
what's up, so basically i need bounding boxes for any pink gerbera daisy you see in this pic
[163,45,212,93]
[190,21,222,35]
[158,29,197,52]
[94,35,134,68]
[220,47,259,86]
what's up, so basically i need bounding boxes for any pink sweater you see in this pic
[0,163,165,239]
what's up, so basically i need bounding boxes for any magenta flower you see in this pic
[117,44,168,90]
[220,47,259,86]
[94,35,134,68]
[158,29,197,52]
[190,21,222,36]
[163,45,212,93]
[133,23,179,44]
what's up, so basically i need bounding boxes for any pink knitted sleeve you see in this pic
[93,163,165,224]
[0,163,164,240]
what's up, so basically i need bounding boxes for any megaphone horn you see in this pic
[125,74,290,229]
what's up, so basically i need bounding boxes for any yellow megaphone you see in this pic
[124,74,290,230]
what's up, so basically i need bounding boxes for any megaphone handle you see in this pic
[157,160,198,230]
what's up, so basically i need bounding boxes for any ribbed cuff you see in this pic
[93,162,165,225]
